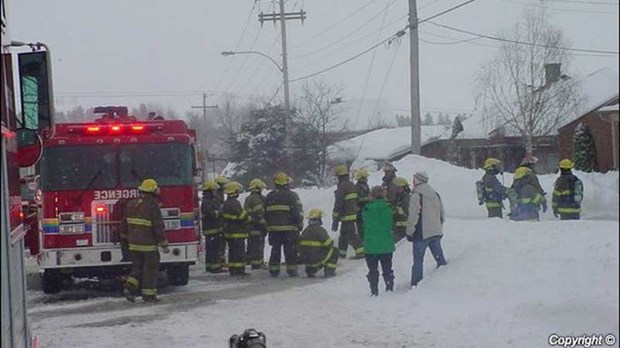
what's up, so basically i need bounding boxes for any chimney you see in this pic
[544,63,561,86]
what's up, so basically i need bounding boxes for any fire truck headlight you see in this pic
[59,212,85,223]
[59,224,85,234]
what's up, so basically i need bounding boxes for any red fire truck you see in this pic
[36,106,201,294]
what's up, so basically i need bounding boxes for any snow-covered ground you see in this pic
[28,155,619,347]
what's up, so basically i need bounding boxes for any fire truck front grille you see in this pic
[91,200,121,245]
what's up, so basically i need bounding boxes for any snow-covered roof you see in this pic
[599,104,619,113]
[560,67,619,127]
[327,125,451,163]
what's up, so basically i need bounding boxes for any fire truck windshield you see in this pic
[40,145,117,191]
[120,143,193,187]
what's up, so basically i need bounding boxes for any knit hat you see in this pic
[413,171,429,184]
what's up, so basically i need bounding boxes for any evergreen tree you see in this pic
[422,112,434,125]
[572,122,598,172]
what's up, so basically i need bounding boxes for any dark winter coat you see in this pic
[481,171,506,208]
[510,177,546,221]
[552,173,583,215]
[362,198,395,255]
[299,222,334,266]
[123,193,168,252]
[244,191,267,236]
[333,178,358,222]
[356,179,370,211]
[222,195,250,238]
[265,187,303,233]
[394,190,411,229]
[382,174,399,207]
[201,191,223,235]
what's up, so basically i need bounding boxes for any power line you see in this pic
[498,0,619,14]
[426,21,620,54]
[544,0,618,5]
[418,0,479,24]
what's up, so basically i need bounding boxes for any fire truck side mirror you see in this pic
[18,51,53,132]
[16,129,43,168]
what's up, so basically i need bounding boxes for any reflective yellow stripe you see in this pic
[485,202,502,208]
[127,218,152,227]
[203,228,222,235]
[325,262,337,269]
[558,207,581,213]
[396,207,404,215]
[225,233,248,239]
[247,204,264,212]
[269,264,281,271]
[249,230,264,236]
[128,244,158,252]
[267,225,298,232]
[395,221,408,227]
[344,193,358,200]
[239,210,247,220]
[228,262,246,268]
[340,214,357,222]
[126,277,140,287]
[141,288,157,295]
[300,238,333,247]
[553,189,571,196]
[266,205,291,212]
[354,247,365,254]
[332,212,340,218]
[223,212,246,220]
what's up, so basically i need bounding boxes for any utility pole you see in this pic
[191,92,218,179]
[258,1,306,172]
[409,0,421,155]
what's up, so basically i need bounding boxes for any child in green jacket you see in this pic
[362,186,396,296]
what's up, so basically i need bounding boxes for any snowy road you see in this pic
[26,218,619,348]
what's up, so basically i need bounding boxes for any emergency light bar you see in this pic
[68,123,163,135]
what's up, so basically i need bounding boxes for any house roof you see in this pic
[599,104,619,113]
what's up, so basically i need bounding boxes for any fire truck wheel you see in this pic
[167,264,189,286]
[42,270,62,294]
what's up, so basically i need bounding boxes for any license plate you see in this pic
[164,219,181,230]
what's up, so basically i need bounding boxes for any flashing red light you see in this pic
[130,124,145,132]
[86,126,101,134]
[95,206,106,214]
[20,211,24,219]
[110,125,122,133]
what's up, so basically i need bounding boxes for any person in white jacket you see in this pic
[406,171,448,287]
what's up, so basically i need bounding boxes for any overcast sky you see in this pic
[10,0,619,118]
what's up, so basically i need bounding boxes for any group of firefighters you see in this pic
[477,155,584,221]
[120,155,584,302]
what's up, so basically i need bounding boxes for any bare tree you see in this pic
[213,96,252,158]
[476,7,582,153]
[294,80,346,186]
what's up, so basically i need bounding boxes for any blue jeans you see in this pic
[411,235,446,286]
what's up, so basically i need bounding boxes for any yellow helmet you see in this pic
[307,208,323,219]
[559,159,574,169]
[334,164,349,176]
[138,178,158,193]
[394,177,409,187]
[224,181,243,195]
[514,167,531,180]
[274,171,289,186]
[354,168,369,180]
[215,176,230,187]
[202,180,218,191]
[483,158,501,170]
[248,178,266,191]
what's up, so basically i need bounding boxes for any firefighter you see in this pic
[244,178,268,269]
[222,181,250,276]
[355,168,370,240]
[393,177,411,243]
[122,179,169,303]
[264,172,304,277]
[332,165,365,259]
[552,159,584,220]
[381,162,399,207]
[517,154,545,195]
[508,167,547,221]
[477,158,507,218]
[299,209,338,278]
[201,180,225,273]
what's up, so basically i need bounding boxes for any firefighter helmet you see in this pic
[138,178,159,193]
[224,181,243,195]
[274,172,289,186]
[514,166,531,180]
[559,159,574,169]
[307,208,323,219]
[202,180,218,191]
[483,158,501,170]
[249,178,267,191]
[354,168,369,180]
[215,176,229,187]
[335,164,349,176]
[394,177,409,187]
